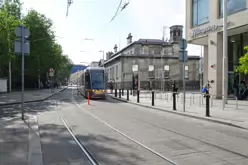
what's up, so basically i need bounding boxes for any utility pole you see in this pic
[8,40,11,92]
[66,0,73,17]
[179,38,188,112]
[200,46,203,93]
[102,51,104,67]
[5,2,12,92]
[223,0,228,104]
[160,51,163,91]
[160,26,168,91]
[14,25,30,120]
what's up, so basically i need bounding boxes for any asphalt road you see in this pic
[2,86,248,165]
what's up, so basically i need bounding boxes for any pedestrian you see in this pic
[202,81,211,97]
[110,81,114,93]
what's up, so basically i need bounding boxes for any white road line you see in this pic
[74,101,177,165]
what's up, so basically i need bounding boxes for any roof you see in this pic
[104,38,171,65]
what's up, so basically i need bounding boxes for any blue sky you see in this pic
[21,0,201,64]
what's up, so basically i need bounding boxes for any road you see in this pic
[3,86,248,165]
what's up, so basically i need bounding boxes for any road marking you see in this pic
[74,101,177,165]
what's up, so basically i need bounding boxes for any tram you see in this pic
[77,67,106,99]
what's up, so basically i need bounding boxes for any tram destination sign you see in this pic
[191,21,230,38]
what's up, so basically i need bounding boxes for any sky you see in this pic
[21,0,201,65]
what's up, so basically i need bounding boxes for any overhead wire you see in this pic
[109,0,123,24]
[92,0,130,41]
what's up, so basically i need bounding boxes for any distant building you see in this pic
[71,65,87,74]
[101,25,200,90]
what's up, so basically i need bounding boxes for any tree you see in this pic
[23,9,73,87]
[236,46,248,74]
[0,1,73,89]
[0,0,22,79]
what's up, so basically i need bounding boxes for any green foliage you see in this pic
[236,46,248,74]
[0,1,73,89]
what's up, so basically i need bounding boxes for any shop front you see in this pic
[188,24,248,98]
[227,32,248,95]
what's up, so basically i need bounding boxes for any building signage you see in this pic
[191,21,230,38]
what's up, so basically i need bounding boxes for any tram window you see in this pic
[85,73,90,88]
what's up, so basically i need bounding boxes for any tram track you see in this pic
[70,94,178,164]
[48,87,248,164]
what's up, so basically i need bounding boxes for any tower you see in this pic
[169,25,183,43]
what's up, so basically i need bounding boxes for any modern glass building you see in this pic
[186,0,248,98]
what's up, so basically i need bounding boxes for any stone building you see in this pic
[102,25,200,90]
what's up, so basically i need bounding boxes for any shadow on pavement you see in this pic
[0,88,87,119]
[0,116,29,165]
[1,88,144,164]
[39,123,145,165]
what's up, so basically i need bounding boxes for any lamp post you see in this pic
[223,0,228,103]
[1,0,12,92]
[99,50,104,67]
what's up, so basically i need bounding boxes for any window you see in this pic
[109,68,112,80]
[185,66,189,79]
[116,66,118,79]
[164,65,170,78]
[132,65,138,72]
[192,0,209,26]
[90,70,104,89]
[219,0,246,16]
[112,67,114,79]
[148,65,155,78]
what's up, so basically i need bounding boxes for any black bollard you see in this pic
[172,81,177,110]
[206,91,210,117]
[115,89,117,97]
[152,91,154,106]
[130,89,132,95]
[119,89,121,98]
[122,89,124,96]
[127,89,129,100]
[137,90,140,103]
[173,92,176,110]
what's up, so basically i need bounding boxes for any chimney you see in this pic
[127,33,133,45]
[169,25,183,43]
[114,44,118,53]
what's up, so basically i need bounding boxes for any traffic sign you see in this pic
[49,68,55,77]
[49,72,54,77]
[179,50,188,62]
[179,38,187,50]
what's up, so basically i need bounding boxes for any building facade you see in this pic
[186,0,248,98]
[102,26,200,90]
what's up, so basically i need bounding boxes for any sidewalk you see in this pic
[0,115,43,165]
[0,87,67,106]
[0,87,68,165]
[0,116,29,165]
[108,92,248,130]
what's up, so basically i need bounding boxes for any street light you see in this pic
[99,50,104,67]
